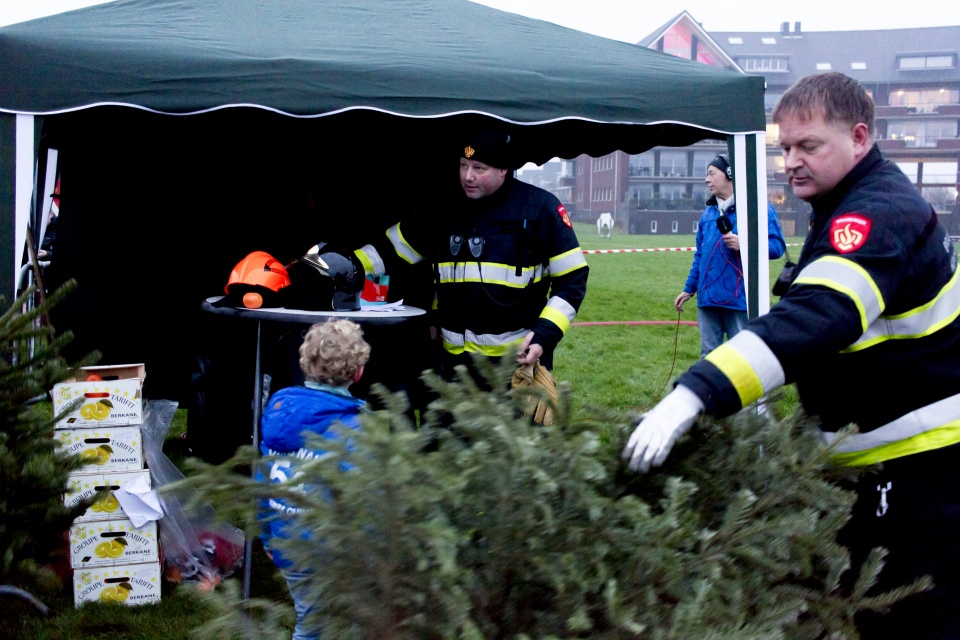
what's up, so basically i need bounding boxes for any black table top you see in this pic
[201,296,426,326]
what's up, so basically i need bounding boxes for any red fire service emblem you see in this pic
[557,205,572,228]
[829,214,871,254]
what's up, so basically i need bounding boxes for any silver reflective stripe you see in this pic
[541,296,577,333]
[793,256,884,333]
[356,244,385,277]
[820,390,960,453]
[441,327,529,349]
[549,248,588,276]
[436,262,545,287]
[386,223,424,265]
[845,267,960,352]
[704,330,786,407]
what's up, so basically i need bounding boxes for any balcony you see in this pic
[937,138,960,149]
[877,139,908,150]
[876,106,917,117]
[937,105,960,116]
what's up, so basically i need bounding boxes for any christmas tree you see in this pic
[0,282,98,606]
[182,356,927,639]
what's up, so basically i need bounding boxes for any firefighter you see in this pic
[623,72,960,638]
[354,127,588,379]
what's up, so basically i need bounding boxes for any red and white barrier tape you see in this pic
[583,243,803,254]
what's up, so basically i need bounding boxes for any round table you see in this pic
[200,296,427,598]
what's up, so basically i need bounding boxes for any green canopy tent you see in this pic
[0,0,770,397]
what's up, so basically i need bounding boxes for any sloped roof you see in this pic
[710,25,960,88]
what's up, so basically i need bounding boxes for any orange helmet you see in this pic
[217,251,290,309]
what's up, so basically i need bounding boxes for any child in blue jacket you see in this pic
[258,319,370,640]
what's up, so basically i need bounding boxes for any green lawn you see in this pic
[4,222,805,639]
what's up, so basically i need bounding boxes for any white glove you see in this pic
[622,385,705,473]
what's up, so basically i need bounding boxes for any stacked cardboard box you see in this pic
[53,364,162,607]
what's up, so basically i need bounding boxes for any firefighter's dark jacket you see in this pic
[355,176,588,360]
[678,144,960,466]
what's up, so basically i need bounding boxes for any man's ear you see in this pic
[352,364,365,384]
[851,122,871,160]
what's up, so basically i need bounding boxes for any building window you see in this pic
[650,220,658,233]
[764,93,783,111]
[896,162,919,182]
[630,152,654,176]
[887,119,958,147]
[769,185,787,206]
[671,220,679,233]
[691,184,708,204]
[889,88,960,113]
[766,123,780,146]
[922,186,957,213]
[761,37,777,45]
[661,184,685,200]
[659,150,688,177]
[898,54,956,70]
[922,162,958,185]
[767,154,785,178]
[727,37,743,44]
[737,56,789,72]
[816,63,831,70]
[851,62,867,70]
[693,221,699,233]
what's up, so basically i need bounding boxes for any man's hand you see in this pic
[517,331,543,365]
[674,291,693,313]
[722,233,740,251]
[622,385,704,472]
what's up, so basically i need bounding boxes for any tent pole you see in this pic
[729,132,770,319]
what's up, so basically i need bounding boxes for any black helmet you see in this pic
[283,243,364,311]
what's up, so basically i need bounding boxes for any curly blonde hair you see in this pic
[298,320,371,386]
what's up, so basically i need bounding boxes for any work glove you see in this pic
[511,361,559,426]
[622,384,704,472]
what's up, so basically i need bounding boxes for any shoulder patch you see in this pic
[557,204,572,228]
[829,214,871,254]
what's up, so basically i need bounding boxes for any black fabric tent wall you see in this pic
[0,0,770,404]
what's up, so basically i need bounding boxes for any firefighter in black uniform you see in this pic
[354,128,589,379]
[623,72,960,638]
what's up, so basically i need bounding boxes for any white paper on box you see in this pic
[53,364,145,429]
[69,519,158,569]
[74,562,162,607]
[56,427,143,472]
[65,470,152,523]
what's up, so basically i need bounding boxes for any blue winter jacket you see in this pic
[683,197,786,311]
[257,384,365,568]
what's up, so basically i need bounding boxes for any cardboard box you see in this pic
[73,561,161,607]
[53,364,146,429]
[69,519,158,569]
[56,426,143,472]
[65,470,152,523]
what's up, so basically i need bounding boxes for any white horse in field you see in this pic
[597,212,613,238]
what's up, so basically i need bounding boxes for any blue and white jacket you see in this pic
[684,196,786,311]
[257,383,364,568]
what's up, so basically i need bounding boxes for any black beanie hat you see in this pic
[461,128,514,169]
[709,154,733,181]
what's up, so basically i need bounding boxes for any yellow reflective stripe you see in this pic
[831,421,960,466]
[354,247,375,275]
[540,306,570,334]
[844,267,960,353]
[436,262,545,287]
[386,224,423,265]
[549,248,588,277]
[540,296,577,334]
[704,342,764,408]
[794,256,884,334]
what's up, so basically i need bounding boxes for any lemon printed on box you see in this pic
[79,400,112,421]
[99,582,131,603]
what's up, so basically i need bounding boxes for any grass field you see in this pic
[4,222,805,639]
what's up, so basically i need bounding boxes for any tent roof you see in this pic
[0,0,765,137]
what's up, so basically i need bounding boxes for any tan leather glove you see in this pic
[511,361,558,425]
